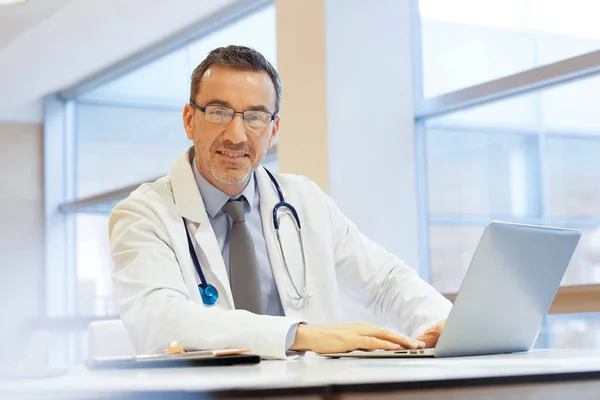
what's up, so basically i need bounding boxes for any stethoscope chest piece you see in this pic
[185,221,220,306]
[199,284,218,306]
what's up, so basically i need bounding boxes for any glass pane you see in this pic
[545,137,600,218]
[536,314,600,349]
[420,0,600,97]
[562,228,600,286]
[426,129,540,216]
[81,5,276,106]
[81,47,190,106]
[429,225,484,293]
[75,102,189,198]
[186,5,277,71]
[76,214,115,316]
[540,76,600,133]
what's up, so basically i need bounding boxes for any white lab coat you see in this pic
[109,148,452,359]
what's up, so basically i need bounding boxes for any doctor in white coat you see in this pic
[109,45,452,360]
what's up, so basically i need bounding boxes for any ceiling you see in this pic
[0,0,73,53]
[0,0,247,123]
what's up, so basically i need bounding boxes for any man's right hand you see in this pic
[289,322,426,354]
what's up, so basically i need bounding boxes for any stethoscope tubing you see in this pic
[185,166,310,306]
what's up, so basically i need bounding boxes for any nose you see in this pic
[222,113,248,144]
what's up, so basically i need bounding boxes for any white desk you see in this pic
[2,349,600,399]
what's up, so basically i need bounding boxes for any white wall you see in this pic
[0,122,44,363]
[324,0,419,272]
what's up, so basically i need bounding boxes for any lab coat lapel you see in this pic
[169,148,234,308]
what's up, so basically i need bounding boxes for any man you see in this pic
[109,45,451,359]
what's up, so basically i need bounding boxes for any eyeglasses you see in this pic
[189,100,276,130]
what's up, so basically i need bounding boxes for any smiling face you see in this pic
[183,65,280,196]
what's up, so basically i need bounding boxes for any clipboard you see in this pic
[85,349,260,369]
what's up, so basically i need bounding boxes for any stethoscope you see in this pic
[184,167,311,306]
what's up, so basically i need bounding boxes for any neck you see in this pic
[196,160,249,197]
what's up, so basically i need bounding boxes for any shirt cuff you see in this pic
[285,322,306,356]
[286,323,299,347]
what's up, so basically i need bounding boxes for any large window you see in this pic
[424,78,600,293]
[75,104,186,198]
[416,0,600,346]
[53,4,278,319]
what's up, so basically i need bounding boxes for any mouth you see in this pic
[216,150,249,159]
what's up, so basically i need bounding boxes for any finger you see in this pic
[363,327,425,349]
[415,321,445,348]
[415,331,440,348]
[358,337,403,351]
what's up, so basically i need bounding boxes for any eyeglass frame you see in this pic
[189,100,277,130]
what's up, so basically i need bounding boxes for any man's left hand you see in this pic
[414,320,446,348]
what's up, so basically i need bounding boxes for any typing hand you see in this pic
[414,319,446,348]
[289,322,426,354]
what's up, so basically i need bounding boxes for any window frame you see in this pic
[411,0,600,312]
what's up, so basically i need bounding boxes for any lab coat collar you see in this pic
[256,164,288,200]
[170,147,207,223]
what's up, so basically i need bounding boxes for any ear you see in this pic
[267,115,280,149]
[183,104,194,140]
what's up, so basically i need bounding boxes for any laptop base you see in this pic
[321,348,436,358]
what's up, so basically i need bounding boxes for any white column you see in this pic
[276,0,420,273]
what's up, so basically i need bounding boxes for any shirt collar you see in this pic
[192,158,257,218]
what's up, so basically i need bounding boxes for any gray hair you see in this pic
[190,45,282,114]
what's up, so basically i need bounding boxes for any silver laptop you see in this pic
[323,221,581,358]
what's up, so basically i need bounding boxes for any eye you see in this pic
[209,107,230,116]
[246,112,268,122]
[248,114,263,122]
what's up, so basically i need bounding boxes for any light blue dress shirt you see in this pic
[192,160,298,350]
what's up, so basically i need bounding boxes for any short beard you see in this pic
[205,158,253,185]
[196,140,267,186]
